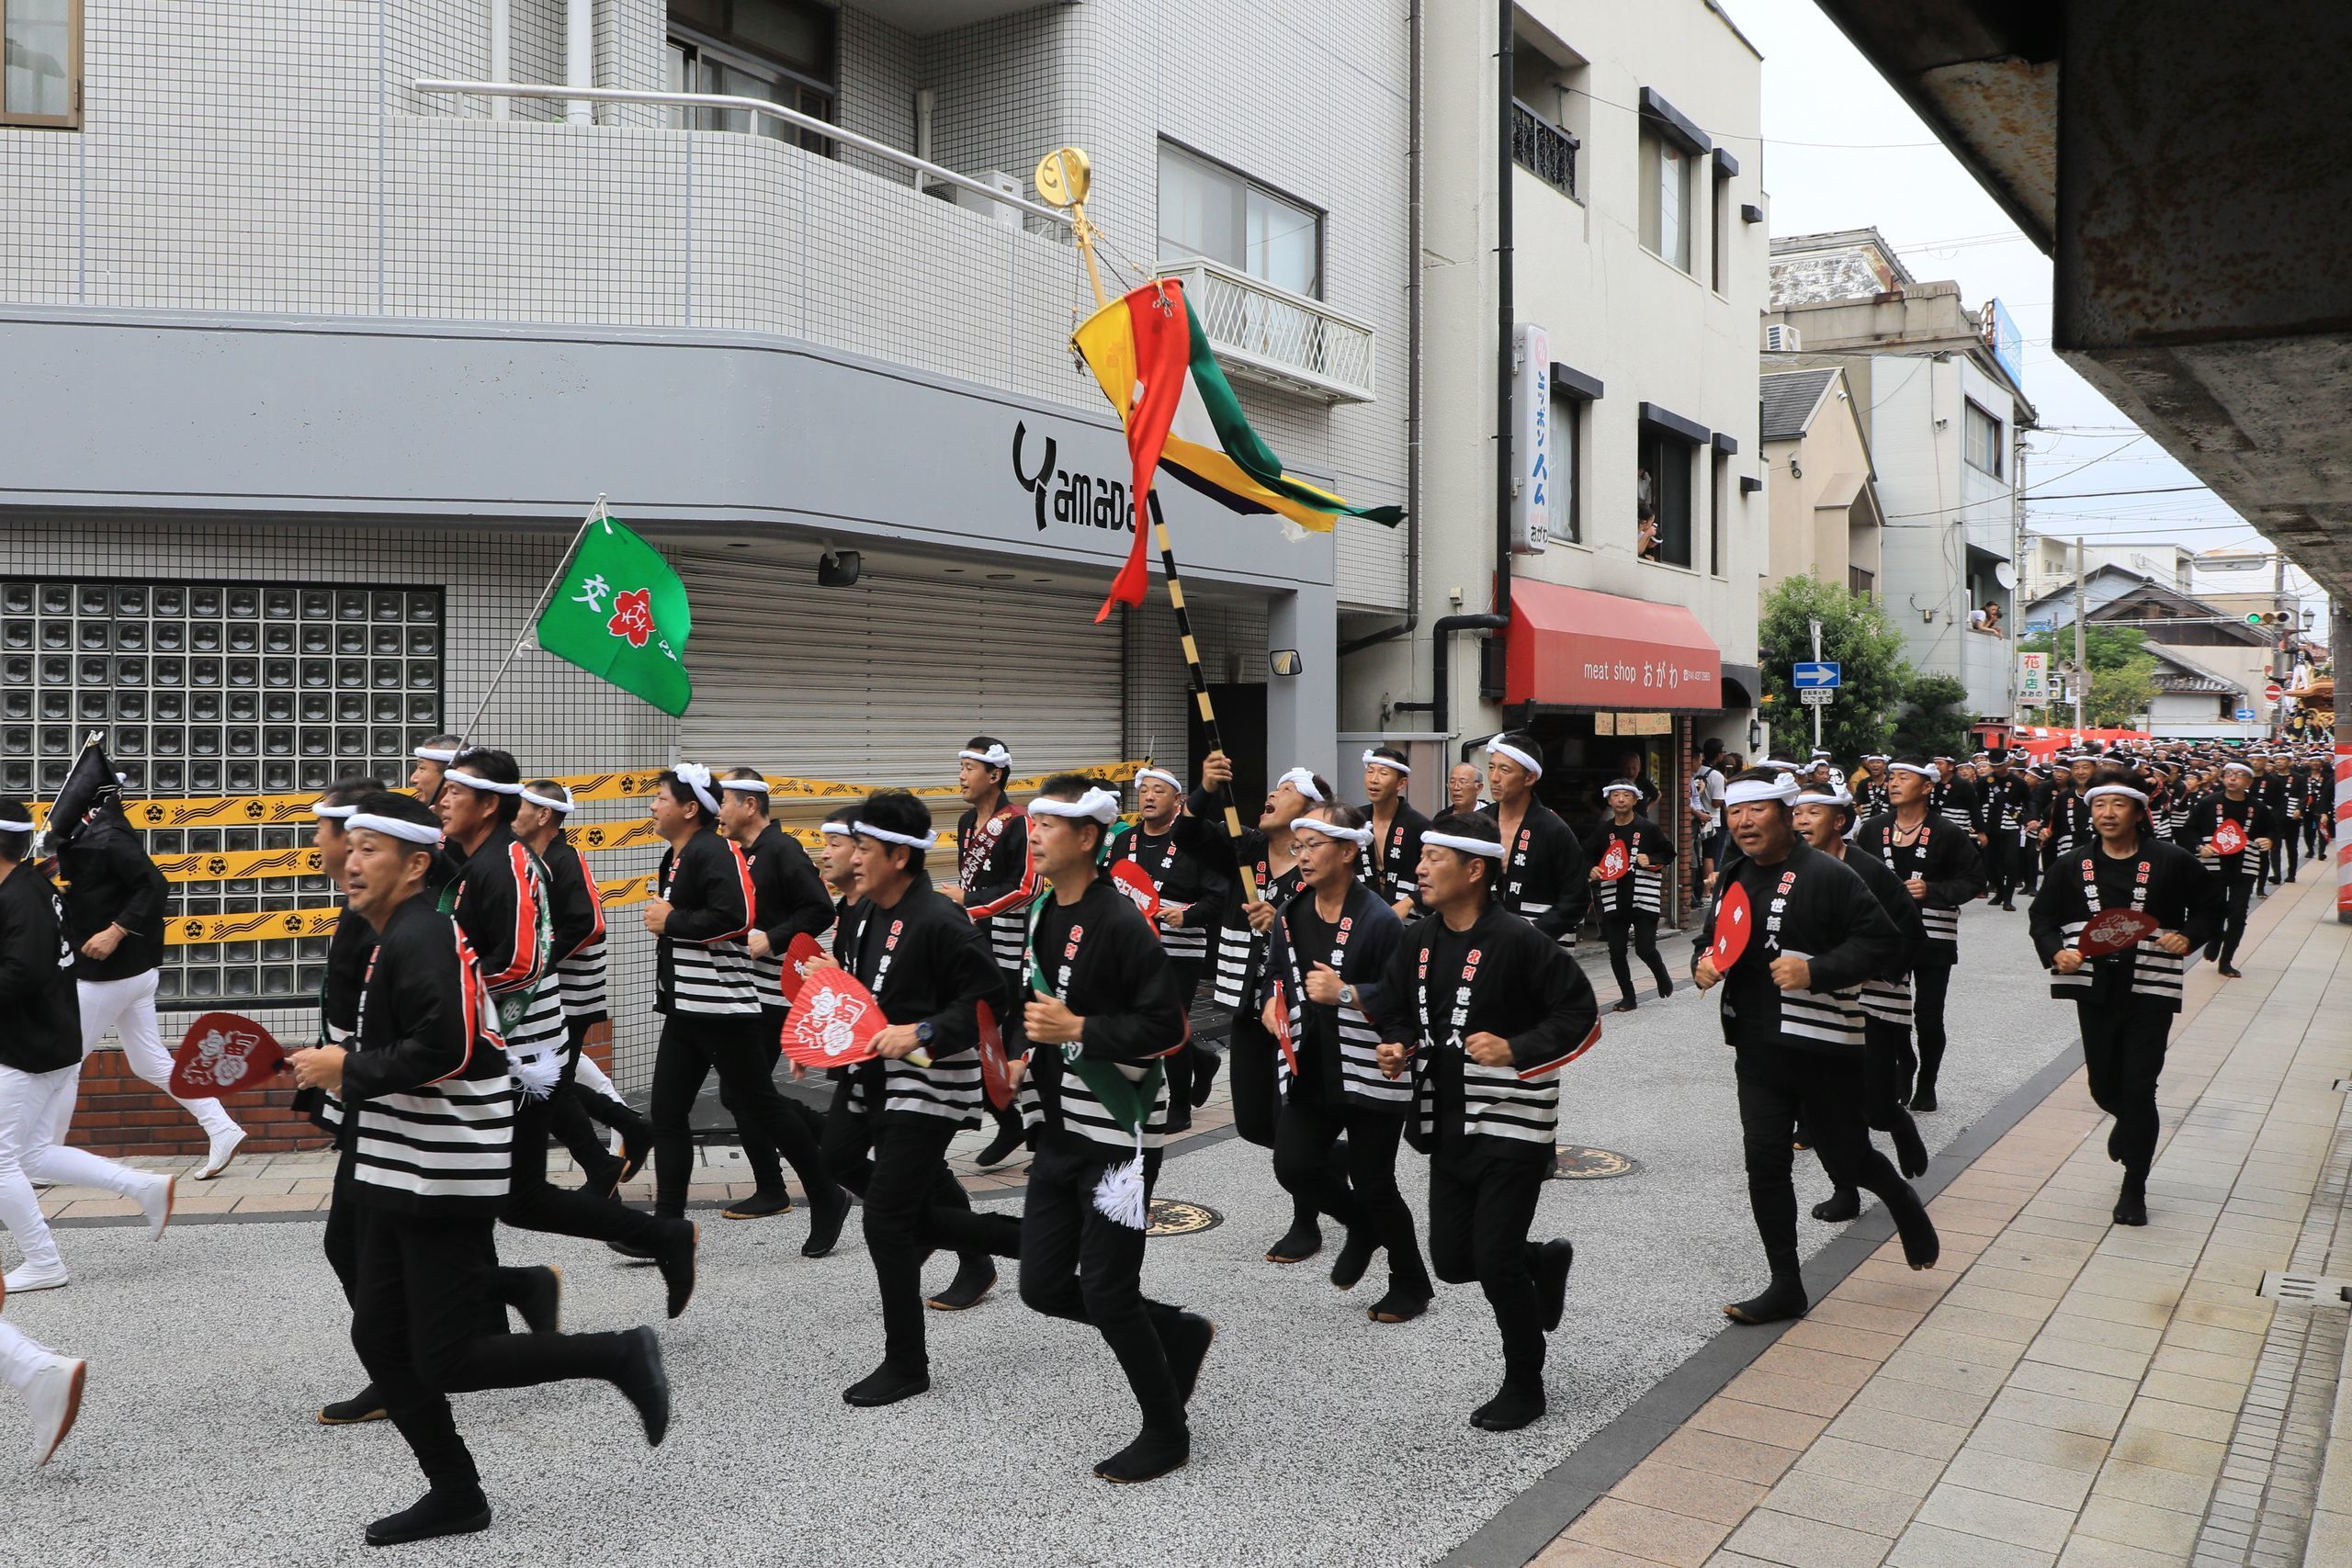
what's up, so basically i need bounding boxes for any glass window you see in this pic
[3,0,78,127]
[667,0,834,150]
[1640,130,1692,272]
[1159,142,1323,299]
[1712,172,1730,292]
[1964,400,2004,477]
[1637,424,1696,569]
[1549,390,1583,546]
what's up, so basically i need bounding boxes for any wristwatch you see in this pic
[1339,984,1359,1009]
[914,1021,936,1048]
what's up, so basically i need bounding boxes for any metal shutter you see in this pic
[675,552,1126,795]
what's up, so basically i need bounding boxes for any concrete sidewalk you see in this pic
[1525,873,2352,1568]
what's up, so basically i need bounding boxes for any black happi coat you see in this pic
[839,872,1002,1128]
[0,859,82,1074]
[1851,812,1985,964]
[1356,799,1431,910]
[1578,814,1677,919]
[1106,813,1229,968]
[1482,797,1592,943]
[1260,877,1406,1111]
[2175,794,2278,883]
[1012,874,1189,1154]
[2029,836,2222,1012]
[58,811,166,981]
[1693,840,1903,1055]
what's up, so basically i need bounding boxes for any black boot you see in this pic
[925,1255,997,1312]
[1724,1274,1808,1325]
[1534,1239,1575,1332]
[317,1384,388,1426]
[1160,1311,1216,1404]
[1470,1382,1546,1432]
[2113,1174,2149,1227]
[657,1222,699,1319]
[803,1185,852,1259]
[1811,1188,1860,1224]
[975,1121,1025,1168]
[614,1325,672,1446]
[1883,1183,1941,1270]
[1265,1211,1322,1264]
[722,1190,793,1221]
[1188,1044,1221,1108]
[1891,1112,1930,1179]
[1093,1423,1190,1483]
[1329,1232,1376,1291]
[1909,1077,1938,1114]
[843,1362,930,1407]
[364,1488,492,1548]
[512,1265,562,1335]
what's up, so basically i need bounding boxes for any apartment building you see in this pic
[1758,366,1884,598]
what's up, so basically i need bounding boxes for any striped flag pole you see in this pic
[2335,740,2349,924]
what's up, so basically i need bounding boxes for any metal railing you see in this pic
[1511,100,1578,200]
[412,79,1075,229]
[1152,255,1376,404]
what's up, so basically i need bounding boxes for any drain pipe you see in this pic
[1391,0,1516,738]
[564,0,594,125]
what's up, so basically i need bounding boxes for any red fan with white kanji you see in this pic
[2211,818,2246,856]
[1709,884,1753,971]
[168,1013,288,1098]
[2077,908,2160,958]
[782,931,828,1002]
[975,999,1014,1111]
[1109,859,1161,921]
[780,969,887,1070]
[1597,840,1631,882]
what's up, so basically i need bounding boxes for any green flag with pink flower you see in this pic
[533,512,695,716]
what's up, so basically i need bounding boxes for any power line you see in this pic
[1882,482,2210,523]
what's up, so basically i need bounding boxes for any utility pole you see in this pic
[1810,615,1825,751]
[2072,536,2087,731]
[2273,554,2290,739]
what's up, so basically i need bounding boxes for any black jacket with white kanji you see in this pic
[2029,837,2222,1011]
[744,821,833,1010]
[840,871,1003,1128]
[1106,813,1228,971]
[1012,874,1189,1155]
[956,802,1038,977]
[1578,814,1677,919]
[1260,877,1406,1111]
[1693,841,1904,1055]
[1482,798,1592,944]
[1356,800,1430,911]
[1850,813,1985,964]
[0,859,81,1075]
[653,826,758,1015]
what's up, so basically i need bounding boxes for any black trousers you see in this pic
[730,1007,830,1198]
[547,1020,618,1183]
[1985,836,2017,903]
[2211,877,2255,968]
[326,1150,528,1355]
[1227,1012,1283,1150]
[2276,827,2300,882]
[2018,838,2041,894]
[503,1085,675,1252]
[1913,960,1954,1089]
[1018,1137,1186,1436]
[821,1095,1019,1371]
[649,1010,831,1219]
[2303,812,2324,858]
[1272,1076,1430,1294]
[1735,1041,1912,1279]
[1159,962,1205,1131]
[1601,910,1670,1003]
[2077,995,2173,1181]
[1427,1141,1553,1390]
[1861,1015,1917,1135]
[350,1210,638,1497]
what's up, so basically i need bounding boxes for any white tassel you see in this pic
[508,1048,562,1101]
[1091,1123,1150,1231]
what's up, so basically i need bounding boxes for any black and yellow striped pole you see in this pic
[1036,145,1260,901]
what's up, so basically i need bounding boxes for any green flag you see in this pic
[534,513,694,716]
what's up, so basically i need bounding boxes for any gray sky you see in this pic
[1724,0,2320,606]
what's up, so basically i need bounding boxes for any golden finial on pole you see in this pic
[1035,146,1109,308]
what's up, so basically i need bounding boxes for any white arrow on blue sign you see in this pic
[2235,707,2256,722]
[1792,661,1842,689]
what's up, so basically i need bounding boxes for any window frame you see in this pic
[1157,139,1327,301]
[0,0,82,130]
[1963,399,2005,478]
[1639,129,1695,272]
[1637,419,1700,570]
[667,0,838,150]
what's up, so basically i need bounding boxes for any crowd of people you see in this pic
[0,723,2335,1545]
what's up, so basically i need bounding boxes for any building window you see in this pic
[2,0,78,128]
[1548,389,1584,545]
[1849,565,1875,598]
[1964,399,2004,477]
[0,579,445,1009]
[1637,423,1696,568]
[1158,142,1322,299]
[1639,129,1693,272]
[668,0,836,150]
[1710,159,1734,293]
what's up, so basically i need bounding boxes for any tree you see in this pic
[2018,626,2154,728]
[1891,673,1973,758]
[1758,575,1917,761]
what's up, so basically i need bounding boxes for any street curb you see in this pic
[1440,1035,2091,1568]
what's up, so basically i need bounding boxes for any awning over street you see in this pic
[1502,579,1724,711]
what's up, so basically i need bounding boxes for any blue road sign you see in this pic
[2024,620,2052,635]
[1793,661,1842,690]
[2234,707,2256,723]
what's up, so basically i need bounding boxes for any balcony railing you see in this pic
[1152,256,1377,404]
[1512,100,1578,200]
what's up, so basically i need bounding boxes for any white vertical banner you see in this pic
[2018,650,2048,706]
[1510,322,1552,555]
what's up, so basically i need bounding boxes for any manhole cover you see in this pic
[1553,1145,1641,1180]
[1147,1198,1221,1236]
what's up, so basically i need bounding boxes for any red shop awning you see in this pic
[1503,579,1724,711]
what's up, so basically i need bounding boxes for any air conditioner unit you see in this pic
[1765,323,1801,353]
[925,169,1023,231]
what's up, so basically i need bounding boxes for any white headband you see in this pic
[1135,766,1183,792]
[1601,779,1642,798]
[1862,753,1889,762]
[718,775,771,795]
[1292,816,1373,846]
[311,800,358,820]
[959,745,1012,769]
[2223,761,2255,778]
[1759,758,1802,773]
[520,786,574,814]
[1422,829,1505,858]
[818,820,855,837]
[1276,767,1325,803]
[413,746,458,763]
[673,762,721,816]
[1028,787,1121,826]
[850,819,939,850]
[345,813,444,845]
[1797,787,1855,807]
[1724,775,1801,807]
[1362,750,1411,776]
[444,768,525,796]
[1485,739,1543,779]
[2083,784,2149,804]
[1887,762,1939,780]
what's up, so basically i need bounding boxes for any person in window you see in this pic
[1636,502,1661,562]
[1972,602,2004,636]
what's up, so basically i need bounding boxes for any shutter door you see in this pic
[676,553,1126,795]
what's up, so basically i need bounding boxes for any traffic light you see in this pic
[2245,611,2294,629]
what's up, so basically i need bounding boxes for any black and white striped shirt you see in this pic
[1014,875,1187,1155]
[653,827,760,1016]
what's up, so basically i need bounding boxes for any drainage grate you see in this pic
[2256,1270,2352,1305]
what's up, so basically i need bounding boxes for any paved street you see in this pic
[6,898,2098,1567]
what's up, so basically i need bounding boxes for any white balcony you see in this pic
[1153,256,1377,404]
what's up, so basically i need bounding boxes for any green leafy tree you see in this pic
[1891,673,1973,758]
[2018,626,2154,728]
[1758,574,1914,760]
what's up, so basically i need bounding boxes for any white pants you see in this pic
[0,1061,163,1273]
[78,970,239,1140]
[0,1320,58,1392]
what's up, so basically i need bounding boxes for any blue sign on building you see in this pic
[1982,298,2024,389]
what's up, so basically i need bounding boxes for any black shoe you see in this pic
[513,1266,562,1335]
[2000,901,2018,912]
[2203,942,2222,964]
[1367,1287,1431,1324]
[1909,1081,1939,1114]
[1724,1276,1808,1325]
[615,1117,653,1188]
[802,1185,852,1259]
[2220,965,2244,979]
[1093,1425,1191,1483]
[1886,1186,1941,1270]
[1811,1189,1860,1224]
[1891,1112,1930,1180]
[581,1156,626,1199]
[1265,1220,1322,1265]
[926,1257,997,1312]
[1656,975,1674,999]
[607,1235,659,1263]
[1162,1312,1216,1404]
[2114,1179,2149,1227]
[843,1363,931,1407]
[1611,999,1637,1014]
[657,1222,699,1320]
[614,1325,672,1446]
[1533,1239,1575,1332]
[975,1124,1025,1168]
[317,1385,388,1426]
[722,1190,793,1221]
[1470,1382,1546,1432]
[1329,1234,1376,1291]
[365,1489,492,1548]
[1189,1048,1220,1108]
